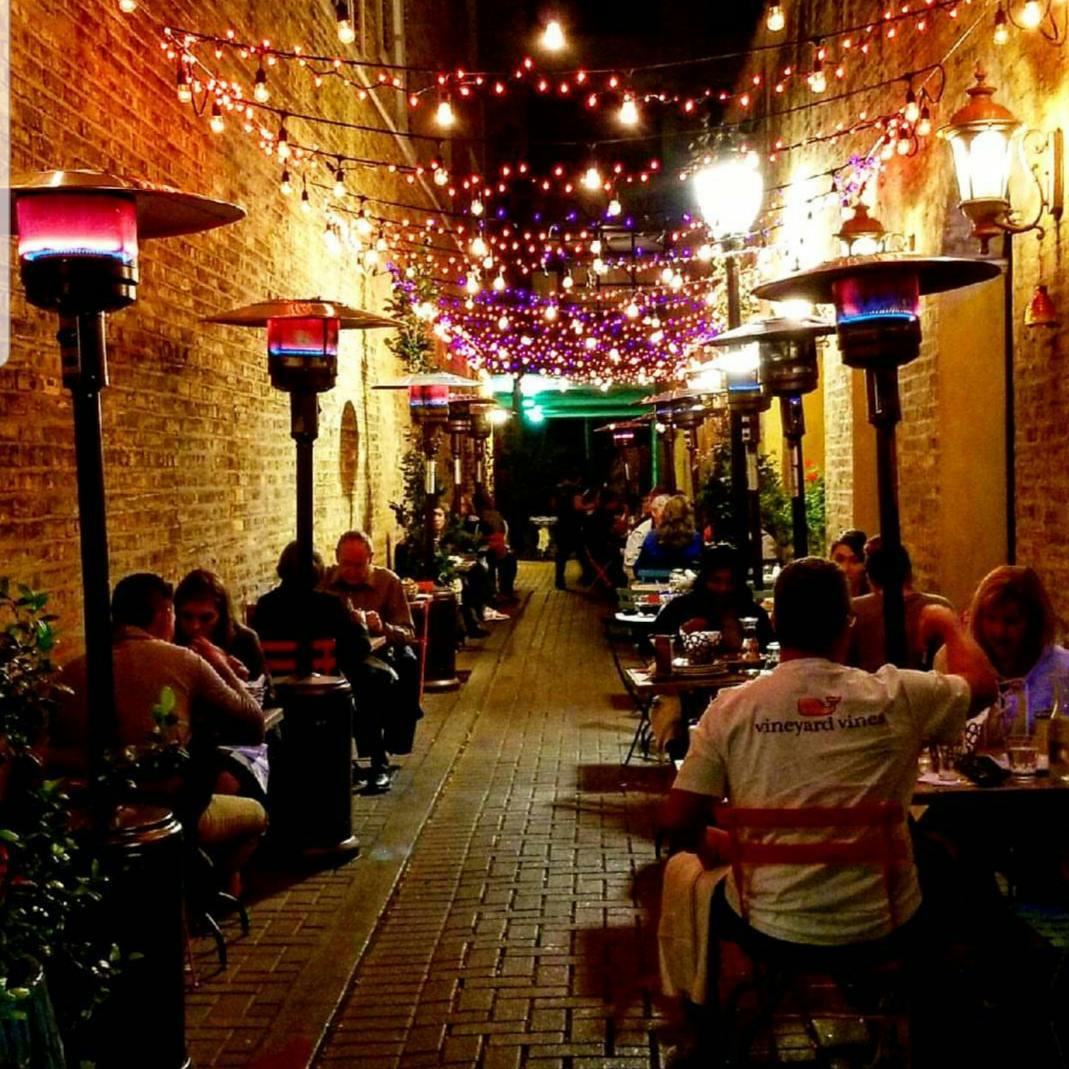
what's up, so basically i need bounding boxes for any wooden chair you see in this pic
[260,637,338,677]
[710,801,914,1068]
[408,597,430,704]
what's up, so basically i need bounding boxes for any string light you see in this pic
[176,65,192,104]
[435,95,456,127]
[1020,1,1043,28]
[300,182,312,214]
[607,197,622,217]
[118,0,137,11]
[766,4,785,32]
[280,168,292,196]
[541,19,566,52]
[618,94,640,126]
[470,197,484,216]
[253,63,269,103]
[807,44,827,94]
[276,118,290,159]
[917,104,932,137]
[903,86,919,124]
[209,99,225,133]
[333,166,346,198]
[993,4,1010,43]
[582,165,603,191]
[335,0,356,44]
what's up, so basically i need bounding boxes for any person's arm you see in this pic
[380,576,416,645]
[661,789,718,859]
[918,604,998,714]
[190,653,265,745]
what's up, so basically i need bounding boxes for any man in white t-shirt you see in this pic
[662,556,997,947]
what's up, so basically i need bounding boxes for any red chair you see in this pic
[260,638,338,677]
[408,597,430,704]
[710,801,914,1068]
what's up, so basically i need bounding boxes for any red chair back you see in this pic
[715,801,909,930]
[260,637,338,676]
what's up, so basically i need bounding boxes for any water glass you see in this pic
[1007,735,1038,777]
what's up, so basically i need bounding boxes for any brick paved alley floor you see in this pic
[188,561,676,1068]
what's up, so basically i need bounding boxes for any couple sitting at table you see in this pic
[660,559,1062,1066]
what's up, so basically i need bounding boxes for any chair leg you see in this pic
[203,911,228,970]
[216,891,250,936]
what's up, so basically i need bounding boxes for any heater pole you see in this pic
[59,313,117,780]
[726,255,751,568]
[291,391,319,677]
[781,395,809,559]
[866,367,907,668]
[740,413,763,588]
[663,424,678,493]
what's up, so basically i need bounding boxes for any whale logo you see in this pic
[797,695,842,717]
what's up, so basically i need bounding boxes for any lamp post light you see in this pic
[939,66,1064,253]
[207,299,398,669]
[693,151,765,563]
[755,255,1000,665]
[10,168,244,1069]
[10,170,244,774]
[707,316,835,561]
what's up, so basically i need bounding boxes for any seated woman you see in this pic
[653,543,773,653]
[634,494,703,578]
[829,529,869,597]
[964,564,1069,726]
[175,568,272,803]
[471,489,518,603]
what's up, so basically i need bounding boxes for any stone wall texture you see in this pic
[6,0,468,658]
[743,1,1068,616]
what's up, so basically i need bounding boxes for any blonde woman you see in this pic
[634,494,702,576]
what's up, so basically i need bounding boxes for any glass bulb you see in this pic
[625,301,639,318]
[497,314,510,330]
[333,169,346,198]
[492,274,506,291]
[356,214,373,237]
[582,165,602,191]
[561,274,574,290]
[177,69,192,104]
[210,102,225,133]
[471,236,488,257]
[277,126,290,160]
[618,96,639,126]
[280,169,292,196]
[470,198,484,216]
[433,167,449,186]
[808,65,826,94]
[1020,0,1043,28]
[766,4,785,32]
[118,0,137,11]
[300,190,311,214]
[904,90,919,124]
[607,198,621,217]
[917,106,932,138]
[993,5,1009,43]
[544,304,558,321]
[435,98,456,127]
[541,19,565,51]
[253,67,269,103]
[466,276,481,294]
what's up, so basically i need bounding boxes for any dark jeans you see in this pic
[351,645,423,768]
[488,552,517,597]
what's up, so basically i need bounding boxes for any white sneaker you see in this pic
[483,608,510,622]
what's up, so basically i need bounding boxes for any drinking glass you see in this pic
[1007,735,1038,777]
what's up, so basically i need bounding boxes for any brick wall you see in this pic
[5,0,468,658]
[743,2,1067,615]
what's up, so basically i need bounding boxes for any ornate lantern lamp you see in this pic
[755,254,1000,664]
[835,204,890,257]
[10,169,244,1069]
[707,316,835,560]
[207,300,399,625]
[9,170,243,771]
[939,67,1064,253]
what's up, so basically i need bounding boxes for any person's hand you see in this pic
[364,610,384,635]
[680,617,711,634]
[191,636,248,679]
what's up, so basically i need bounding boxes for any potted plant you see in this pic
[0,580,118,1066]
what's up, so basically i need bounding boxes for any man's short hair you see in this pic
[112,573,173,630]
[864,537,913,588]
[773,558,851,654]
[276,541,325,586]
[336,529,373,558]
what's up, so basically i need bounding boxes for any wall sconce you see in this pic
[939,66,1064,253]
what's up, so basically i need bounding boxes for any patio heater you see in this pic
[9,168,244,1069]
[594,416,648,491]
[693,151,764,560]
[642,389,706,495]
[469,401,499,487]
[447,394,496,504]
[206,299,399,668]
[754,255,1000,664]
[374,372,481,574]
[706,316,835,559]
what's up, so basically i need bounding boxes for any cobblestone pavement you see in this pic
[187,561,675,1067]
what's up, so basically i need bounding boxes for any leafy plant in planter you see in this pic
[0,580,118,1057]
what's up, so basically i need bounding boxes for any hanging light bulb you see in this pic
[253,63,270,103]
[541,19,566,51]
[584,335,597,350]
[625,300,639,318]
[176,65,192,104]
[482,255,495,269]
[300,185,312,214]
[561,273,574,290]
[917,104,932,138]
[808,55,827,95]
[697,243,713,262]
[356,206,373,237]
[435,95,456,128]
[276,119,290,160]
[497,314,510,330]
[659,266,675,284]
[618,95,640,126]
[492,272,506,292]
[1020,0,1043,28]
[897,127,912,156]
[993,4,1010,44]
[208,99,225,133]
[470,197,484,216]
[607,197,622,217]
[470,235,489,258]
[332,167,346,199]
[592,258,607,275]
[280,168,292,196]
[324,221,341,255]
[336,0,356,44]
[582,165,603,191]
[904,87,920,124]
[544,304,558,321]
[590,239,602,255]
[433,165,449,187]
[118,0,137,11]
[765,4,785,32]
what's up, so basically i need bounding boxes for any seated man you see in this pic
[660,557,995,976]
[53,573,268,887]
[322,530,424,781]
[849,538,952,672]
